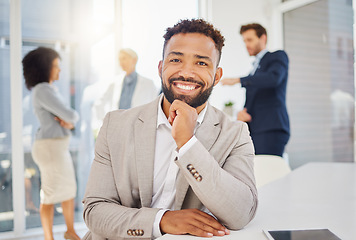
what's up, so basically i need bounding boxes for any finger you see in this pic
[185,224,214,238]
[168,100,185,124]
[185,215,227,237]
[168,109,177,124]
[193,211,226,231]
[190,221,226,237]
[160,209,227,237]
[183,210,226,235]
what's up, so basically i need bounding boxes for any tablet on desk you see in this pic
[263,229,341,240]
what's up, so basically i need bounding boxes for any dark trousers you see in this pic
[251,130,290,157]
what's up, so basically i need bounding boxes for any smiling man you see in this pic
[83,19,258,240]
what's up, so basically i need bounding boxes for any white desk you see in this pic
[158,162,356,240]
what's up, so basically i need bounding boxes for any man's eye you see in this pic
[198,61,207,66]
[170,59,180,63]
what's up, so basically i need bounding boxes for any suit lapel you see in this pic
[174,104,221,209]
[255,51,270,74]
[195,104,221,152]
[134,97,160,207]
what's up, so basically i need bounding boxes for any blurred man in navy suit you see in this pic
[221,23,290,157]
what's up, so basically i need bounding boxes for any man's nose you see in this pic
[178,63,196,79]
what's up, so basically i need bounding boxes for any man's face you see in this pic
[158,33,222,109]
[119,52,136,73]
[241,29,266,56]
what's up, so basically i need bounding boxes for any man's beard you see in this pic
[161,76,214,108]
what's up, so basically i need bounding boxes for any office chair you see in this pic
[254,154,291,188]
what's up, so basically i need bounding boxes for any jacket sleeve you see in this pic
[175,122,257,230]
[82,112,159,240]
[37,84,79,124]
[241,51,288,89]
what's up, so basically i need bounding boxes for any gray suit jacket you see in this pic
[83,96,258,240]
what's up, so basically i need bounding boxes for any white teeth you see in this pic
[176,83,196,90]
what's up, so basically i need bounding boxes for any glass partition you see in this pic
[1,0,200,236]
[121,0,199,87]
[0,0,13,233]
[20,0,89,229]
[284,0,354,167]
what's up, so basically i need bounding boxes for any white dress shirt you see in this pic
[151,95,207,238]
[250,48,268,75]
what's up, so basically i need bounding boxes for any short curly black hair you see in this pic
[22,47,60,90]
[163,18,225,64]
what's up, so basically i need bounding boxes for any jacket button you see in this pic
[193,172,200,178]
[190,168,197,174]
[139,229,144,236]
[196,176,202,182]
[127,229,132,236]
[187,164,194,171]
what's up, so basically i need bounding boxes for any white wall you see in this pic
[208,0,281,114]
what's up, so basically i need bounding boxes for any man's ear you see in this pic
[213,67,223,86]
[261,34,267,45]
[158,60,163,78]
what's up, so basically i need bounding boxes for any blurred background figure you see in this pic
[92,48,158,135]
[221,23,290,157]
[22,47,81,240]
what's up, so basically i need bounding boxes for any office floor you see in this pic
[26,228,88,240]
[13,222,88,240]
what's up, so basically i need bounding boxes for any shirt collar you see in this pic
[255,49,268,62]
[156,95,208,129]
[124,71,137,84]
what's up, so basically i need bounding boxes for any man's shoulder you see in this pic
[260,50,288,66]
[110,73,125,83]
[266,50,288,60]
[137,74,154,83]
[103,75,125,90]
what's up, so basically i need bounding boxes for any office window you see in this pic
[20,0,84,229]
[284,0,354,167]
[0,0,13,233]
[18,0,120,230]
[1,0,201,236]
[121,0,199,87]
[0,0,96,233]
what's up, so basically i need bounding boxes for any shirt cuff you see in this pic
[152,209,169,239]
[176,136,197,157]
